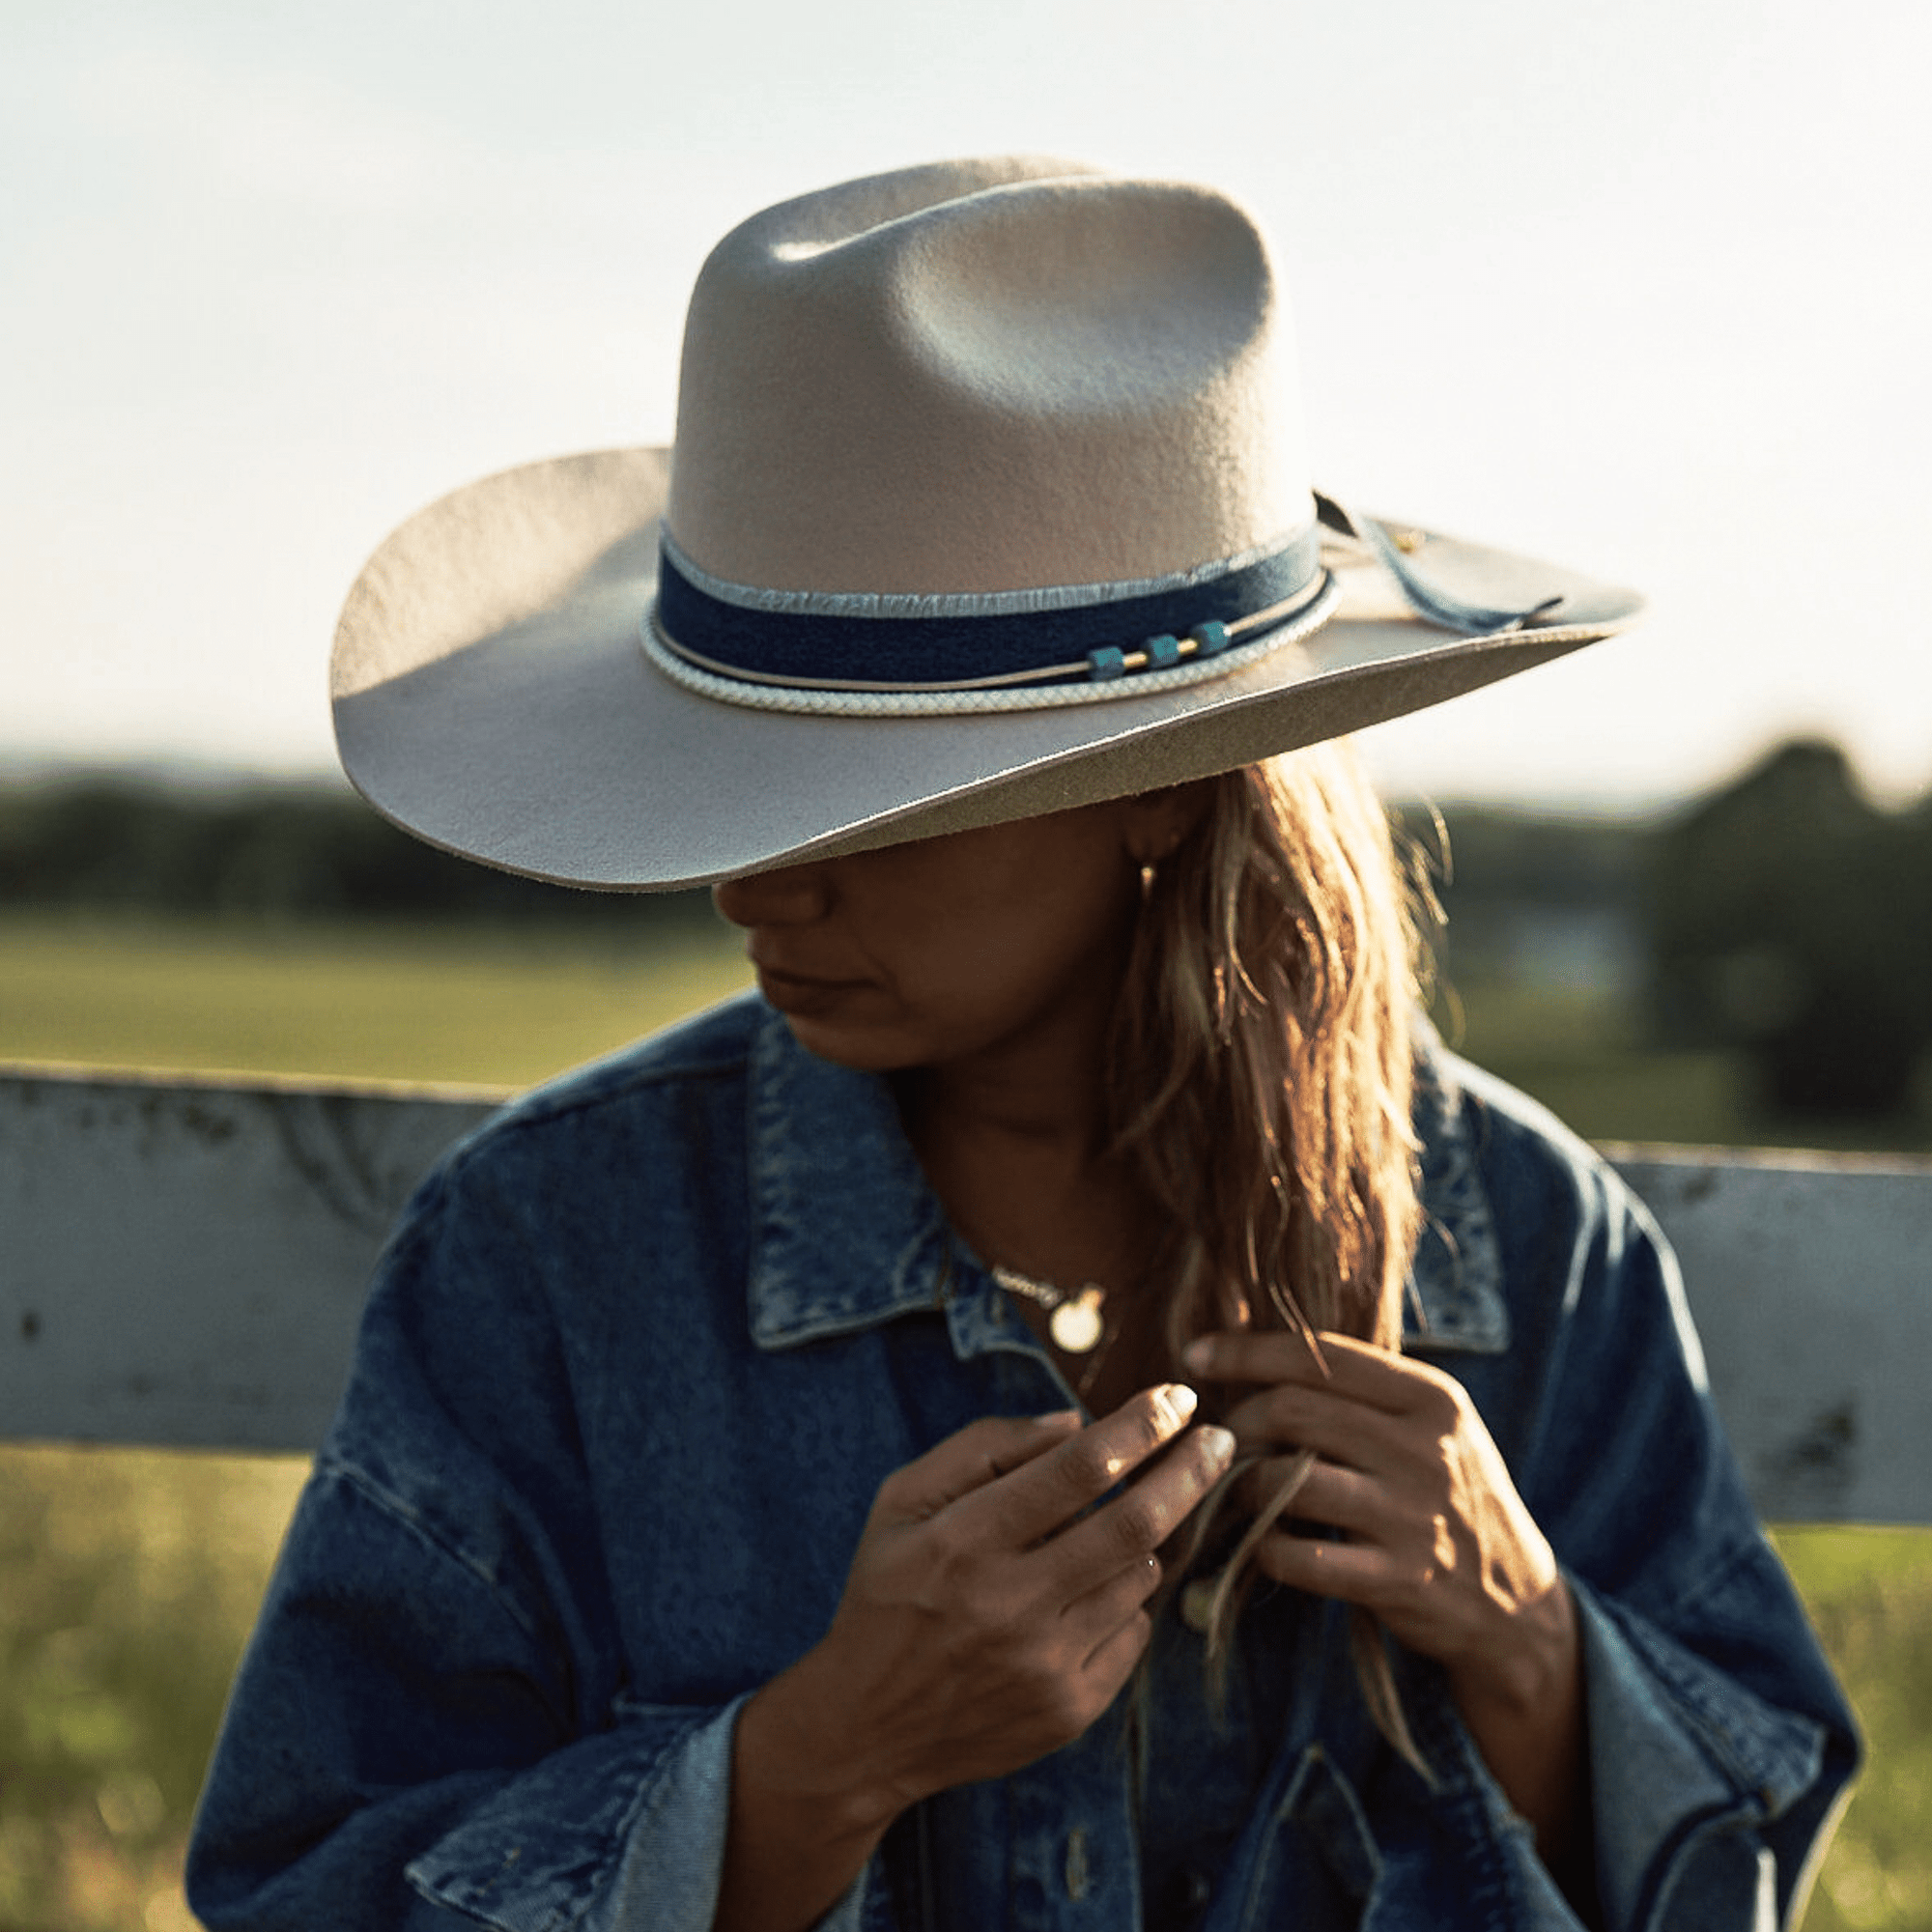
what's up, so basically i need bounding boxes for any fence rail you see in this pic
[3,1064,1928,1524]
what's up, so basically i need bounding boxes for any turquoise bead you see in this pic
[1146,633,1181,668]
[1087,646,1126,680]
[1190,620,1231,657]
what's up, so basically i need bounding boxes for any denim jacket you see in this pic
[187,994,1857,1931]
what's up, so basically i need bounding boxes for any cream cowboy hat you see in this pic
[332,156,1641,891]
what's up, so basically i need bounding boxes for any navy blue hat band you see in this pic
[653,528,1323,694]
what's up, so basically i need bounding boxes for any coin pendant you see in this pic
[1049,1286,1105,1353]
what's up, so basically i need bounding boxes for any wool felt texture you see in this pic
[332,448,1634,891]
[331,159,1643,891]
[666,159,1309,597]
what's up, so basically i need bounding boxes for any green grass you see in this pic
[1776,1528,1932,1932]
[0,910,753,1089]
[0,1447,306,1932]
[1,915,1926,1928]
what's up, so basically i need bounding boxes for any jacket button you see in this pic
[1065,1826,1092,1901]
[1180,1577,1217,1634]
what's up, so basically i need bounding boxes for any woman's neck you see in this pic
[895,1003,1112,1223]
[896,1041,1162,1368]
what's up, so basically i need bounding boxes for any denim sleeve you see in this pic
[185,1153,881,1932]
[187,1462,883,1932]
[1569,1556,1846,1932]
[1469,1104,1861,1932]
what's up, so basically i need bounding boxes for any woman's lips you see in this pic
[753,962,872,1016]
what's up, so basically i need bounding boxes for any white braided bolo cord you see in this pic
[639,572,1343,717]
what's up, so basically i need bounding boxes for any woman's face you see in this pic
[712,798,1185,1080]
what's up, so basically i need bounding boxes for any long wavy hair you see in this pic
[1107,741,1434,1768]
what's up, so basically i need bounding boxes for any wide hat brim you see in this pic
[331,446,1641,893]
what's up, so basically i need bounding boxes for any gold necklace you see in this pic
[990,1264,1109,1354]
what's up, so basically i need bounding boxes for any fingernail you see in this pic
[1197,1424,1236,1472]
[1180,1338,1212,1374]
[1160,1382,1199,1428]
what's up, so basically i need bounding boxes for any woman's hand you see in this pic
[1181,1329,1587,1885]
[717,1386,1235,1932]
[1180,1329,1564,1682]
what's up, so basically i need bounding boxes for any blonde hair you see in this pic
[1108,742,1432,1767]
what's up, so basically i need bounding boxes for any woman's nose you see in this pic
[711,863,832,929]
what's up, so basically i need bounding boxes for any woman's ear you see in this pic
[1121,779,1214,866]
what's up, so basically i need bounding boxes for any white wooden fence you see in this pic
[3,1064,1929,1524]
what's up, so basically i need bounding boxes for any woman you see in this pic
[189,159,1856,1931]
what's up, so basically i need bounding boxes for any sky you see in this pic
[4,0,1928,810]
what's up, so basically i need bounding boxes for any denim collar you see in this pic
[1403,1032,1508,1352]
[744,1007,1507,1357]
[745,1009,956,1349]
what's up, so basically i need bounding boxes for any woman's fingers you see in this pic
[874,1409,1084,1522]
[1198,1331,1476,1492]
[1238,1452,1373,1531]
[1252,1524,1391,1599]
[1193,1338,1565,1689]
[1063,1552,1164,1664]
[959,1382,1208,1553]
[1038,1417,1236,1597]
[876,1386,1229,1615]
[1185,1327,1449,1411]
[1219,1381,1419,1481]
[1078,1603,1157,1689]
[795,1396,1234,1816]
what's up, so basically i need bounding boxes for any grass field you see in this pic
[0,910,753,1089]
[2,911,1926,1929]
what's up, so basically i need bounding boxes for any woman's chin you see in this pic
[759,987,913,1072]
[778,1013,915,1072]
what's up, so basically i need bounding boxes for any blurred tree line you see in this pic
[1646,740,1932,1117]
[3,740,1928,1119]
[0,775,718,936]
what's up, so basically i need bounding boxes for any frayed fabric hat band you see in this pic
[643,497,1577,718]
[648,524,1325,700]
[642,573,1344,717]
